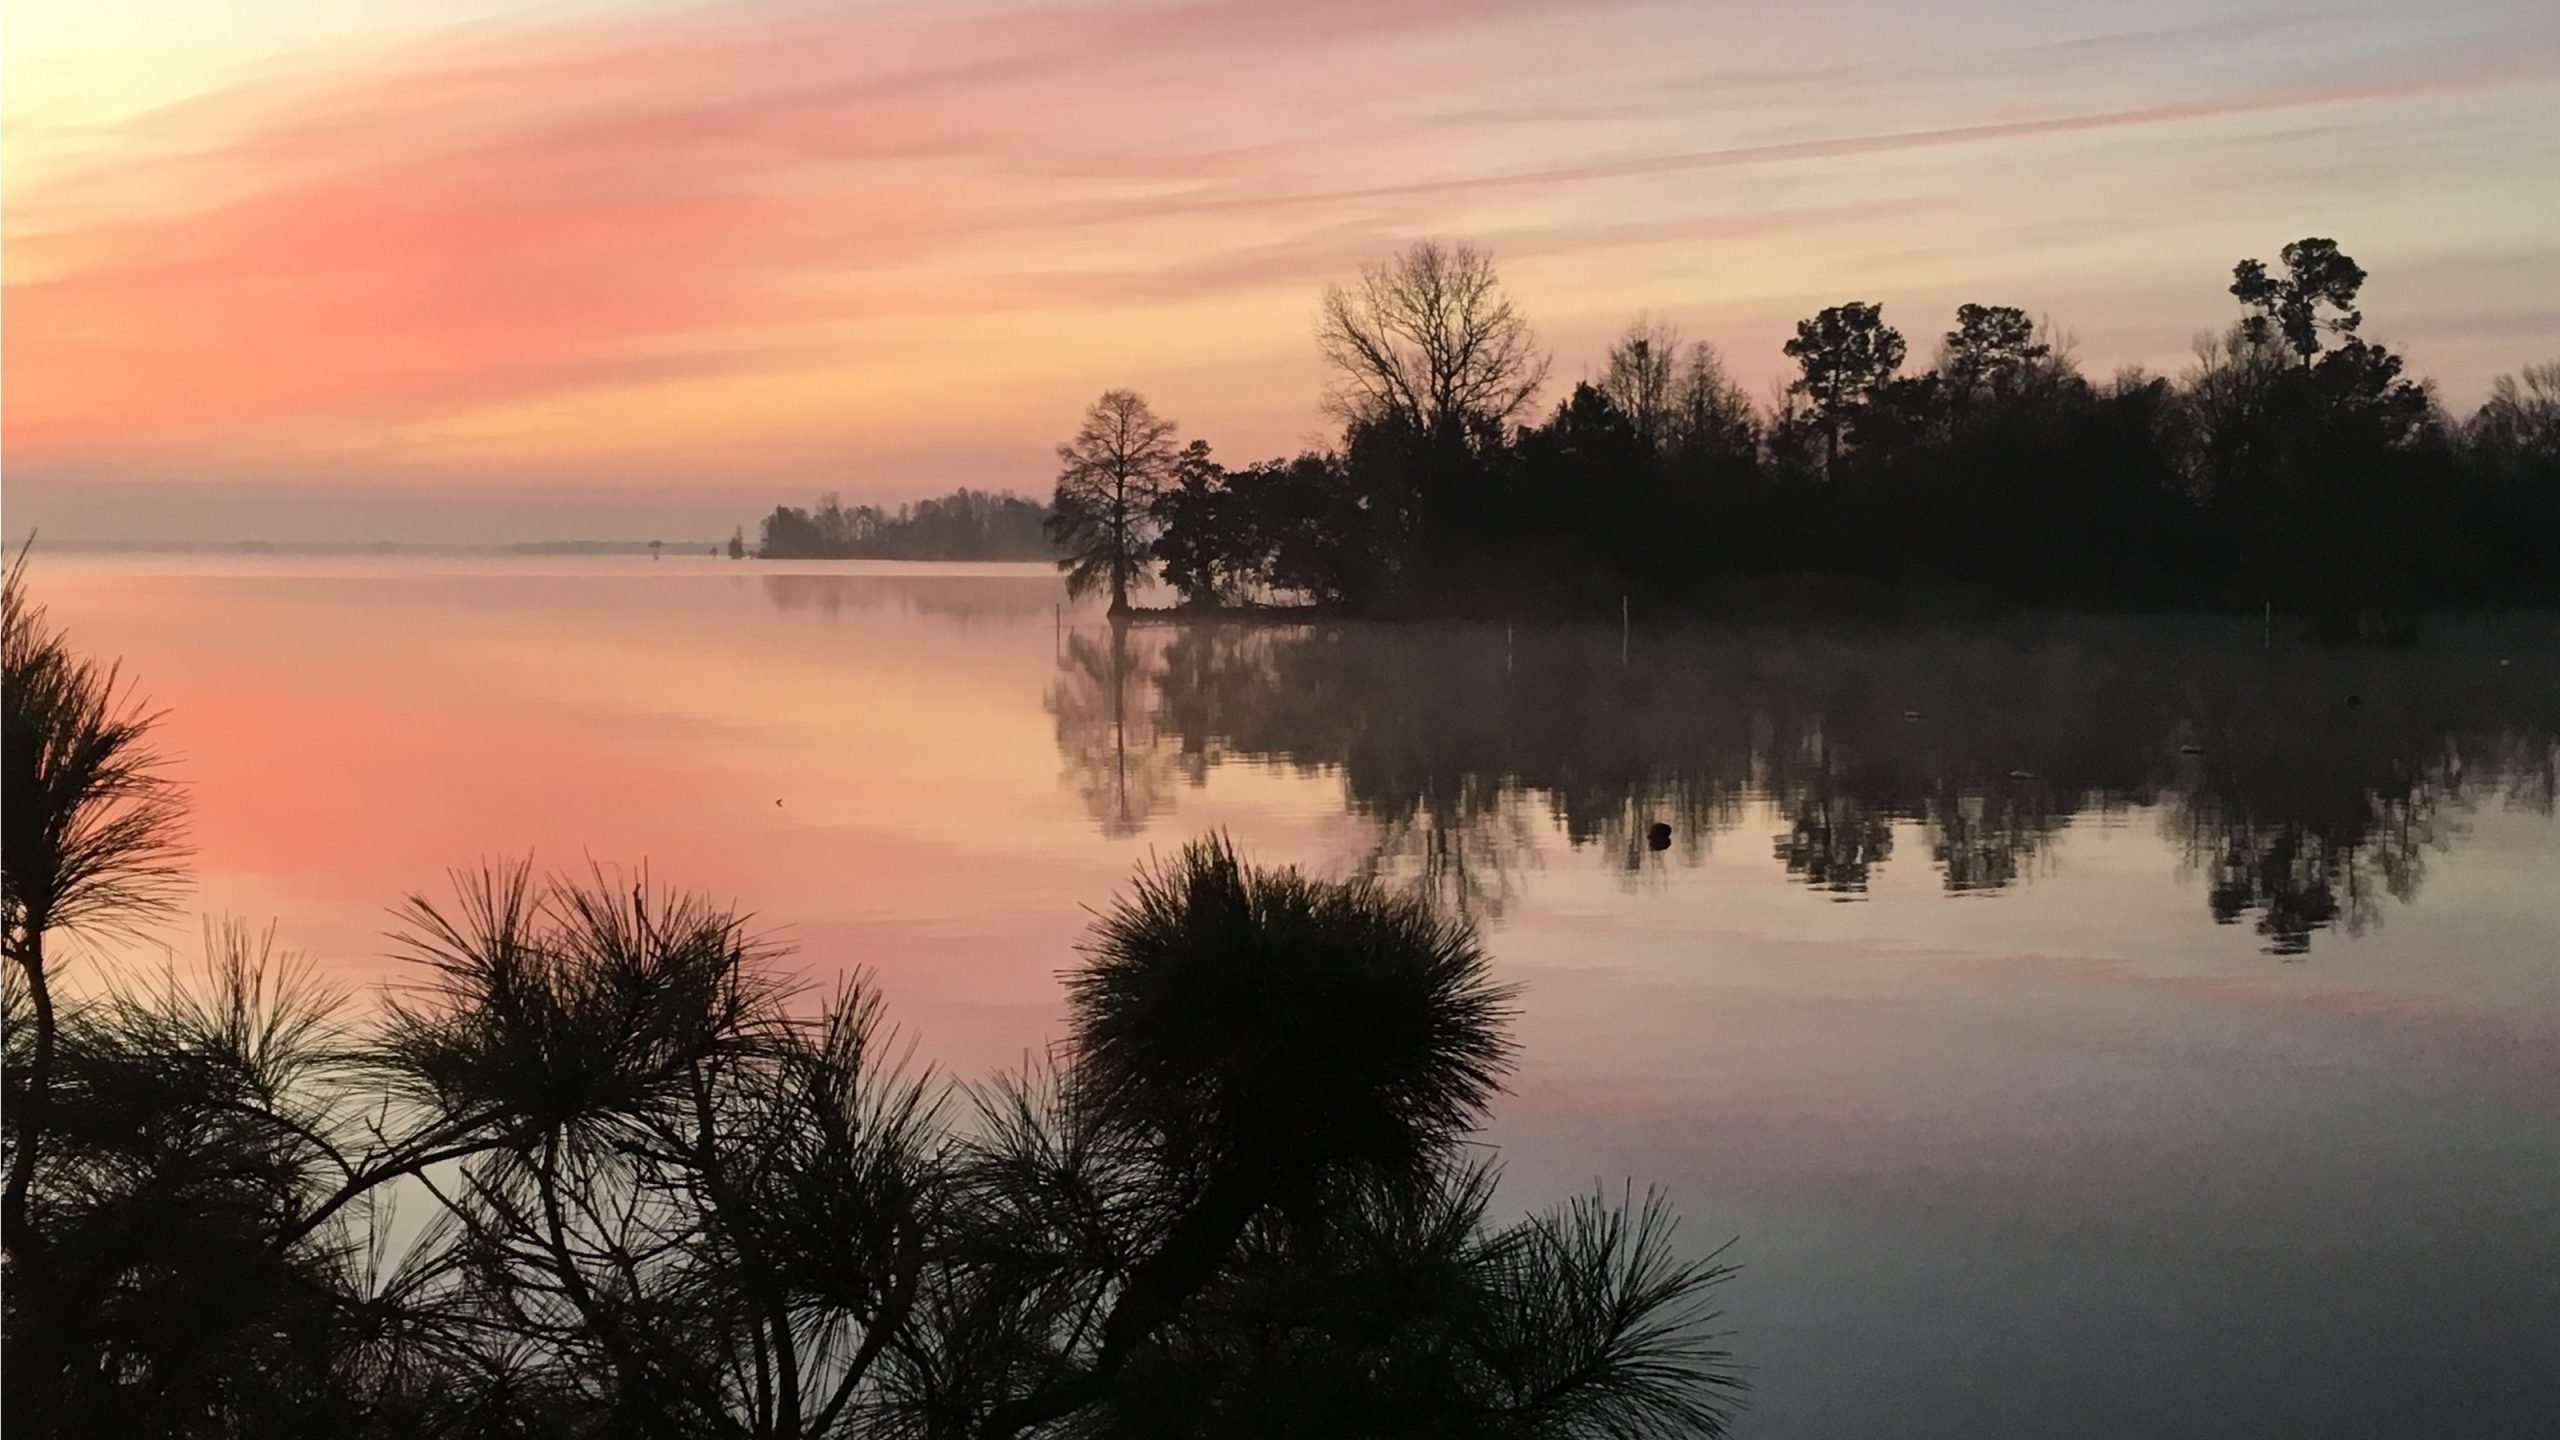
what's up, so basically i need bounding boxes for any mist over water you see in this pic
[37,554,2560,1439]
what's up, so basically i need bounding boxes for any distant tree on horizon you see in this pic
[757,489,1048,561]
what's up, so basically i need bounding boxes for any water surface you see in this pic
[35,554,2560,1439]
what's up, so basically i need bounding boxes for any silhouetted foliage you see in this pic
[2,589,1746,1440]
[1783,301,1907,477]
[1051,390,1181,614]
[1149,441,1267,610]
[1602,316,1683,450]
[1318,240,1549,435]
[1037,235,2555,628]
[760,489,1051,561]
[2231,238,2366,364]
[2,549,194,1400]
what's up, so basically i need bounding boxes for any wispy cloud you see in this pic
[5,0,2556,510]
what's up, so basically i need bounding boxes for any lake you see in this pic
[32,553,2560,1438]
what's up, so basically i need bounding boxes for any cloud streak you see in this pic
[6,0,2557,517]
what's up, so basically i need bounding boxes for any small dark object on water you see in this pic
[2345,694,2363,710]
[2179,743,2204,756]
[1902,709,1922,722]
[2008,769,2035,781]
[1647,822,1672,850]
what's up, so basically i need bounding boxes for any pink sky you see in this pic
[8,0,2559,542]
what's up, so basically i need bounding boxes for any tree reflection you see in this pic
[1774,793,1896,895]
[762,571,1057,623]
[1927,783,2064,894]
[2160,676,2502,954]
[1357,781,1544,923]
[1049,618,2559,954]
[1047,624,1179,837]
[1766,723,1895,895]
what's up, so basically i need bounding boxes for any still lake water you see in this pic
[36,554,2560,1438]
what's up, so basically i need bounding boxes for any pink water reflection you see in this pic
[30,554,2560,1440]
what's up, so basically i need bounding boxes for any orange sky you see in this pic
[8,0,2559,541]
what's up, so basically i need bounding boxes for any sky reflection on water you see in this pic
[34,555,2560,1440]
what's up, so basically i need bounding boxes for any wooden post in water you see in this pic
[1506,621,1514,674]
[2263,601,2271,653]
[1621,595,1629,666]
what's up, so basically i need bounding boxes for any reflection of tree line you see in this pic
[761,570,1059,624]
[1048,620,2559,951]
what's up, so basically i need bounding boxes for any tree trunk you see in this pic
[5,922,53,1262]
[977,1165,1267,1439]
[1110,474,1130,614]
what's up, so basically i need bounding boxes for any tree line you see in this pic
[0,558,1743,1439]
[760,489,1051,561]
[1047,238,2560,635]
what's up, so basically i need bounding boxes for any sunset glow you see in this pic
[9,0,2560,540]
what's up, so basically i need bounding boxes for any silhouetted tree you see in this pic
[985,235,2548,625]
[1783,302,1906,476]
[1849,372,1950,458]
[2468,359,2560,467]
[762,490,1050,561]
[1938,303,2053,419]
[1664,341,1759,467]
[1318,241,1549,436]
[966,838,1741,1439]
[2230,237,2367,366]
[2179,322,2294,501]
[1049,390,1180,614]
[0,591,1756,1440]
[1232,454,1376,608]
[1031,237,2552,623]
[1150,441,1262,609]
[2,551,191,1397]
[1602,316,1683,450]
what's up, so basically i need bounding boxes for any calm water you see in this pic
[36,555,2560,1438]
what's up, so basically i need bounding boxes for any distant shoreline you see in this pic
[10,538,733,558]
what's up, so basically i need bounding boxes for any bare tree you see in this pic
[1049,389,1179,615]
[1317,240,1549,434]
[2179,321,2292,488]
[2467,359,2560,463]
[1602,315,1682,450]
[1667,341,1759,461]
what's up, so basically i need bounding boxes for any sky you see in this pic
[6,0,2559,543]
